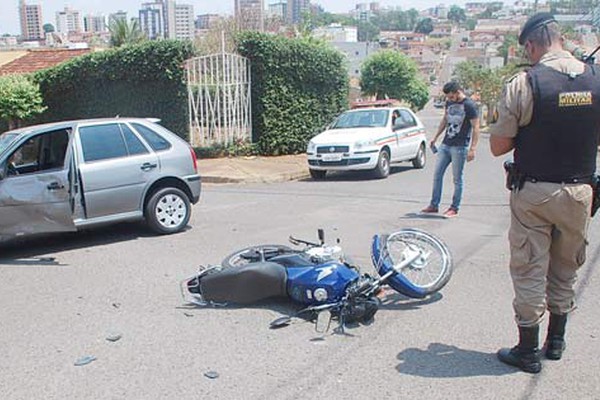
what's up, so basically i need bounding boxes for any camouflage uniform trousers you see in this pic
[508,181,592,327]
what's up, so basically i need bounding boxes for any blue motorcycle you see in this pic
[182,229,452,330]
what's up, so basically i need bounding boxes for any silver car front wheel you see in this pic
[145,187,191,234]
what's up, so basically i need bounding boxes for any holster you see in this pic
[504,161,525,192]
[591,174,600,217]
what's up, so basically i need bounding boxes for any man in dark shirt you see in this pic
[421,81,480,218]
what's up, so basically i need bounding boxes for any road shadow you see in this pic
[0,222,190,262]
[400,212,448,220]
[300,166,414,182]
[379,291,444,310]
[396,343,517,377]
[178,297,301,319]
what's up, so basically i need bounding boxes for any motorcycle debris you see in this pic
[269,316,292,329]
[106,333,122,342]
[204,370,220,379]
[74,355,97,366]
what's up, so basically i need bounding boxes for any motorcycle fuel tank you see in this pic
[286,261,360,306]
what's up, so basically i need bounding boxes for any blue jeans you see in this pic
[430,144,468,211]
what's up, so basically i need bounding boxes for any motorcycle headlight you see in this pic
[354,139,376,149]
[307,140,316,153]
[314,288,328,302]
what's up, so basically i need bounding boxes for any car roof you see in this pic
[4,117,161,137]
[343,106,412,113]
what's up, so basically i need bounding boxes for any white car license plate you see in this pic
[322,153,343,162]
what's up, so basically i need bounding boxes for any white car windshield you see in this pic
[331,109,389,129]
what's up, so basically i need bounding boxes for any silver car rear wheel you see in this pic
[146,187,191,234]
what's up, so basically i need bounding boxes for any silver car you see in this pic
[0,118,201,242]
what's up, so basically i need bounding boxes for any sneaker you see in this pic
[421,205,439,214]
[443,208,458,218]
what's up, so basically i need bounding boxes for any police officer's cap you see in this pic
[518,12,557,45]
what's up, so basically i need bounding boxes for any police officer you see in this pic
[489,13,600,373]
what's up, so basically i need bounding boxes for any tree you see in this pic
[453,60,520,122]
[360,50,429,110]
[498,33,520,64]
[414,18,434,34]
[447,5,467,24]
[43,23,55,33]
[358,21,380,42]
[466,18,477,31]
[0,75,46,130]
[109,18,145,47]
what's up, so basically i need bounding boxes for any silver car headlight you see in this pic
[307,140,316,153]
[355,139,376,149]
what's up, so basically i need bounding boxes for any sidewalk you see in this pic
[197,154,309,184]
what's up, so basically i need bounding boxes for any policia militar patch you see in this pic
[558,91,593,107]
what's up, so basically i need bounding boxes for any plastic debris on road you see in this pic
[74,355,97,366]
[204,371,219,379]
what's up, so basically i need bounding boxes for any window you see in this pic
[6,129,69,176]
[332,109,390,129]
[79,124,128,162]
[399,110,417,128]
[121,124,149,155]
[131,123,171,151]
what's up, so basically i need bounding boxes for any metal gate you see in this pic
[186,53,251,147]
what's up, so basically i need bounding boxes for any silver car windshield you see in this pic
[331,109,389,129]
[0,132,19,155]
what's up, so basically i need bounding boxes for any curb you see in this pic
[202,170,310,184]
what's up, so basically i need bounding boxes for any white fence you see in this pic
[186,53,252,147]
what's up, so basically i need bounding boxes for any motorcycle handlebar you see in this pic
[288,235,320,247]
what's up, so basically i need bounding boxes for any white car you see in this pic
[307,106,427,179]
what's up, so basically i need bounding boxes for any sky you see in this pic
[0,0,474,35]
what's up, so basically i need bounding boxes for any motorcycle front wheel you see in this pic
[385,229,453,295]
[222,244,294,268]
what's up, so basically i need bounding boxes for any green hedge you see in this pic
[35,40,194,139]
[236,32,348,155]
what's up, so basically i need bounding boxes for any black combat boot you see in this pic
[497,325,541,374]
[545,313,567,360]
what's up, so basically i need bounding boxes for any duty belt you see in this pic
[524,176,593,185]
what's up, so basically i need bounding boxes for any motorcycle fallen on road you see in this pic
[181,229,452,332]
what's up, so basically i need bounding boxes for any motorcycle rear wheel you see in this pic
[222,244,294,268]
[385,229,452,295]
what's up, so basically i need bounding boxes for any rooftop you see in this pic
[0,48,91,75]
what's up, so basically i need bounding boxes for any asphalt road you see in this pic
[1,104,599,399]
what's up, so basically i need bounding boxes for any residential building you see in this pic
[268,1,287,21]
[56,7,83,34]
[474,18,522,34]
[379,31,426,50]
[235,0,264,31]
[0,37,20,47]
[19,0,43,41]
[162,0,176,39]
[109,11,128,24]
[287,0,310,25]
[139,2,164,40]
[84,15,107,33]
[354,2,379,22]
[174,3,194,40]
[196,14,221,30]
[331,41,381,78]
[313,24,358,42]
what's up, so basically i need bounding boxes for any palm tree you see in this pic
[109,18,146,47]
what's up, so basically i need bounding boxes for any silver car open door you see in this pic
[0,128,76,239]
